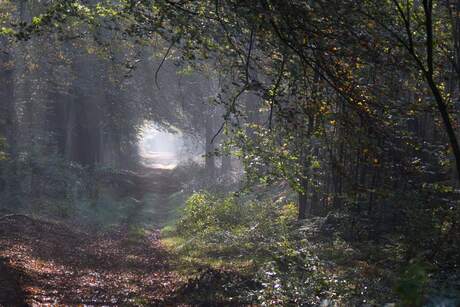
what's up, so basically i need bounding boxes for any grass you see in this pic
[161,233,256,275]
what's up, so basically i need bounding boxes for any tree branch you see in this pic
[154,39,175,89]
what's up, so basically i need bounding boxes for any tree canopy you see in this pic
[1,0,460,305]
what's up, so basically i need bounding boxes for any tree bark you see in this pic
[205,107,216,178]
[422,0,460,183]
[298,177,309,220]
[0,37,18,198]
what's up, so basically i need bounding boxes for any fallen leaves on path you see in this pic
[0,215,182,306]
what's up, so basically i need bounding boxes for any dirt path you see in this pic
[0,214,182,306]
[0,164,186,306]
[0,258,27,306]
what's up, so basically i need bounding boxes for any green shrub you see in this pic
[176,192,297,250]
[177,192,247,236]
[170,192,341,304]
[395,260,430,307]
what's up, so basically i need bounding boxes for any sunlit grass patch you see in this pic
[126,225,148,244]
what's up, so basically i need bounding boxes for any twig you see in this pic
[155,40,175,89]
[210,121,225,144]
[245,27,255,84]
[268,56,286,130]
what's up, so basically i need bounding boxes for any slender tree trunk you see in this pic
[298,146,310,220]
[205,108,216,178]
[298,166,309,220]
[422,1,460,183]
[221,154,232,176]
[0,37,18,199]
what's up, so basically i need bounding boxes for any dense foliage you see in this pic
[1,0,460,305]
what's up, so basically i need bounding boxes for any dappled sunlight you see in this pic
[0,216,180,305]
[1,0,460,305]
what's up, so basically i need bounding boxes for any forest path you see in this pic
[0,215,181,306]
[0,165,185,306]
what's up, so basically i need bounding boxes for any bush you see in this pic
[170,192,344,304]
[176,192,297,252]
[395,260,430,307]
[177,192,246,236]
[169,192,404,305]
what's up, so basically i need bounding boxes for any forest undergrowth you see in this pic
[162,181,460,306]
[0,157,459,306]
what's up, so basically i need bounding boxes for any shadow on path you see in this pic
[0,214,182,305]
[0,258,27,307]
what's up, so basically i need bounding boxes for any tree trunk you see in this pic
[422,1,460,183]
[205,108,216,178]
[298,177,309,220]
[298,145,310,220]
[221,154,232,175]
[0,37,18,198]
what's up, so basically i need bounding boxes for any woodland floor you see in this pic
[0,163,188,306]
[0,215,181,306]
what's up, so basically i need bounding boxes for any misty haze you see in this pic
[0,1,459,306]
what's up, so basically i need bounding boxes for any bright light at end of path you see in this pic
[139,124,183,169]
